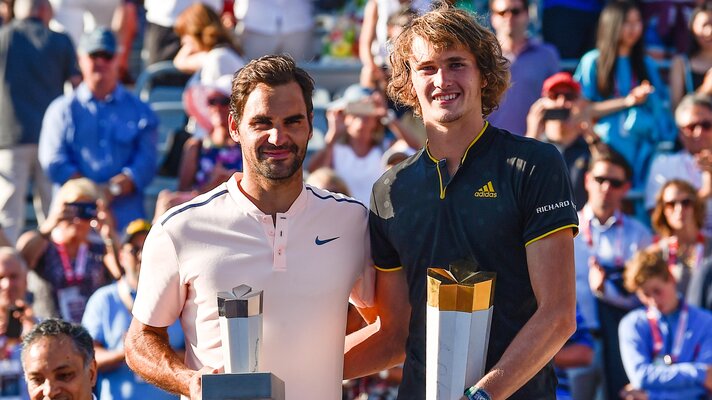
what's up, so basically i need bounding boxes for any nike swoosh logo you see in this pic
[315,236,339,245]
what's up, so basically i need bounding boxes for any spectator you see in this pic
[358,0,428,89]
[308,84,420,204]
[646,94,712,234]
[21,319,97,400]
[0,247,34,400]
[48,0,138,83]
[669,3,712,111]
[640,0,698,58]
[541,0,604,60]
[233,0,315,62]
[142,0,222,66]
[125,55,373,399]
[526,72,598,210]
[575,0,676,190]
[154,76,243,221]
[572,149,652,400]
[619,249,712,399]
[305,167,351,196]
[173,3,244,85]
[649,179,712,310]
[487,0,560,136]
[0,0,80,244]
[39,27,158,231]
[0,0,14,24]
[16,178,119,323]
[82,219,184,400]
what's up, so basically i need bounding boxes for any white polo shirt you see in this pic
[133,176,371,399]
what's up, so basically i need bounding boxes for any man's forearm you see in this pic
[125,321,194,396]
[475,306,575,399]
[343,321,406,380]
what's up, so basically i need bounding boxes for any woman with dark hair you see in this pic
[648,179,712,308]
[574,0,676,189]
[669,2,712,110]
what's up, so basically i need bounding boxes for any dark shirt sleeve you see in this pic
[369,189,401,271]
[519,142,579,246]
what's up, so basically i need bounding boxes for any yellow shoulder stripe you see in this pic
[525,224,579,247]
[374,265,403,272]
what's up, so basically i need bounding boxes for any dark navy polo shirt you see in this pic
[369,122,579,400]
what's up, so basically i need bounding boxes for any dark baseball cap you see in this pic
[79,27,116,55]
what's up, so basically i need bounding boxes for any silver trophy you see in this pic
[202,285,285,400]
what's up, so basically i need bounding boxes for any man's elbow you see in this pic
[123,320,142,372]
[558,307,577,340]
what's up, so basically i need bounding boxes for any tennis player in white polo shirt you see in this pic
[124,55,372,399]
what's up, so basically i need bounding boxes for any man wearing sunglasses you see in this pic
[487,0,560,136]
[571,150,652,400]
[646,94,712,235]
[526,72,599,211]
[39,27,158,232]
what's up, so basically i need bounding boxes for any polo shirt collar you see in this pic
[424,120,490,167]
[76,82,125,105]
[226,175,308,218]
[584,206,622,230]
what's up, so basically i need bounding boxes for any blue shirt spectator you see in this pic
[619,303,712,398]
[38,27,157,231]
[82,282,184,400]
[39,82,158,230]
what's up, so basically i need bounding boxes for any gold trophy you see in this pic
[426,260,496,400]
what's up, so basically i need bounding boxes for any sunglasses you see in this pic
[681,120,712,133]
[89,51,114,61]
[663,198,694,210]
[493,7,524,17]
[547,91,578,101]
[207,97,230,107]
[593,176,626,188]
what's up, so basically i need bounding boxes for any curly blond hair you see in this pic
[386,4,510,117]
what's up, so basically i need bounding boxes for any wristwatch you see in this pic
[464,386,492,400]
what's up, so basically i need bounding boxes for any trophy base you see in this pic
[202,372,285,400]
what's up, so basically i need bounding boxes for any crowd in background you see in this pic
[1,0,712,399]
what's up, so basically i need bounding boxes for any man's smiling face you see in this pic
[409,36,484,125]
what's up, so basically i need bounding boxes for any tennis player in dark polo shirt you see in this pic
[344,5,579,400]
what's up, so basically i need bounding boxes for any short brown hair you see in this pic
[387,5,510,117]
[587,145,633,182]
[623,250,672,293]
[175,3,240,53]
[651,179,705,237]
[229,55,315,130]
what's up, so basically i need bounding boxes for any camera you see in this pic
[5,305,24,339]
[542,108,571,121]
[67,201,98,220]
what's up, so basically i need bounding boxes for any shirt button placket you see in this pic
[273,215,288,271]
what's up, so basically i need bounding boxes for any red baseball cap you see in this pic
[542,72,581,96]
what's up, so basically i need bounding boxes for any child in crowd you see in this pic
[619,249,712,399]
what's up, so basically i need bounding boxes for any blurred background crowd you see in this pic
[1,0,712,399]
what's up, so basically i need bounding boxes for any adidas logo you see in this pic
[474,181,497,198]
